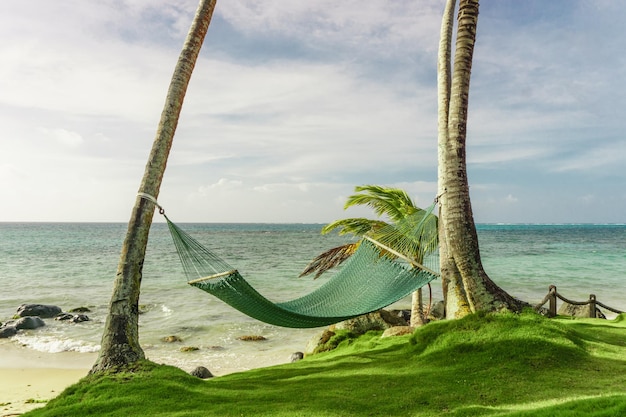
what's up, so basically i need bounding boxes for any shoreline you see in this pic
[0,343,96,416]
[0,368,89,416]
[0,336,311,416]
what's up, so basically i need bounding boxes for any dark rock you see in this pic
[318,330,335,345]
[16,304,62,319]
[180,346,200,352]
[236,335,267,341]
[70,314,90,323]
[390,309,411,323]
[304,329,336,356]
[55,313,90,323]
[427,300,445,321]
[14,316,46,330]
[190,366,213,379]
[162,335,183,343]
[69,307,91,313]
[289,352,304,362]
[0,326,17,338]
[332,309,406,334]
[306,309,412,356]
[55,313,74,321]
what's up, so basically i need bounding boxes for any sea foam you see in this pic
[14,334,100,353]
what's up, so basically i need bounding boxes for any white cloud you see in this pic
[201,178,244,192]
[0,1,625,223]
[39,128,84,148]
[218,0,443,56]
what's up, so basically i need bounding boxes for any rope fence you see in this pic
[534,285,624,318]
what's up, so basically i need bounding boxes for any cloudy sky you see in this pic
[1,1,624,223]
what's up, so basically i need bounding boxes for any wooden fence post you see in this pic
[548,285,557,318]
[589,294,596,318]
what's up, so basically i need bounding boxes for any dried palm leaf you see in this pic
[299,242,359,279]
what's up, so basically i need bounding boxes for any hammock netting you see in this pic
[164,216,439,328]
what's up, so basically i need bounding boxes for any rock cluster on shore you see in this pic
[0,303,91,339]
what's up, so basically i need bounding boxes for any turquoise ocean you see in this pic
[0,222,624,375]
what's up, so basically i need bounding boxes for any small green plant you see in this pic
[313,329,377,354]
[25,399,47,404]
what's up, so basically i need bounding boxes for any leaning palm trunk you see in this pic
[437,0,525,316]
[91,0,217,373]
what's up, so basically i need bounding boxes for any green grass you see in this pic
[25,311,626,416]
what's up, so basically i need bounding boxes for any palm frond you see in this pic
[345,185,418,223]
[321,218,388,236]
[299,243,359,279]
[369,208,438,261]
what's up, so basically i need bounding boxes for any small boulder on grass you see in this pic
[381,326,415,338]
[332,309,406,334]
[190,366,213,379]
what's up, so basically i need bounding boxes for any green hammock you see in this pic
[164,216,438,328]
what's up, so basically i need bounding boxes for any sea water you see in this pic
[0,222,624,374]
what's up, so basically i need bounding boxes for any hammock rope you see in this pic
[160,213,438,328]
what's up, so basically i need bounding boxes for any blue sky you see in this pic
[1,1,624,223]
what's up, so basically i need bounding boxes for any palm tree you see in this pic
[92,0,217,373]
[437,0,526,317]
[301,185,438,327]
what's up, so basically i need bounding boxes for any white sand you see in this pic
[0,343,96,416]
[0,336,308,415]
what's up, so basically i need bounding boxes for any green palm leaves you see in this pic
[301,185,438,279]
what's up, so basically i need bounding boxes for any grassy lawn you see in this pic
[25,311,626,416]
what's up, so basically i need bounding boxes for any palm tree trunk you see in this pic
[438,0,524,316]
[437,0,471,318]
[410,288,425,327]
[91,0,217,373]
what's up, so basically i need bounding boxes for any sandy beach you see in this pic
[0,343,96,416]
[0,339,301,416]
